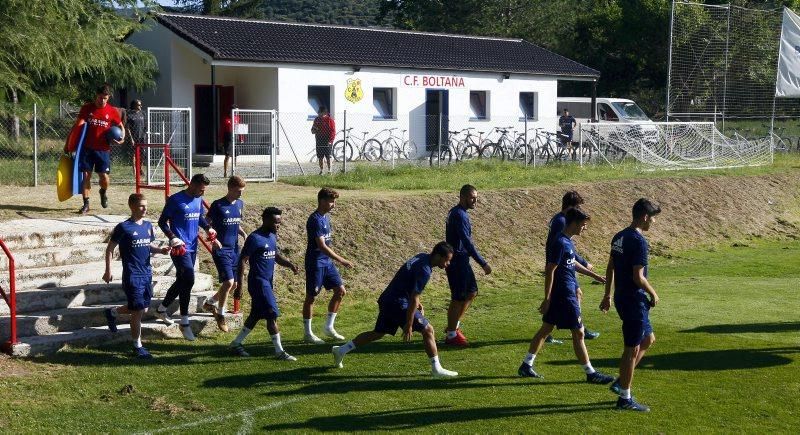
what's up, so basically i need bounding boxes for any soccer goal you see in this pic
[580,122,772,170]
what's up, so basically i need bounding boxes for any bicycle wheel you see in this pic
[362,139,383,161]
[429,148,453,166]
[332,140,353,162]
[480,142,505,160]
[510,144,533,163]
[401,140,418,160]
[459,144,481,160]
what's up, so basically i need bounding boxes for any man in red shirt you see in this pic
[222,104,239,178]
[66,84,125,214]
[311,106,336,175]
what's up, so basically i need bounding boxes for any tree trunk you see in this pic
[9,88,20,141]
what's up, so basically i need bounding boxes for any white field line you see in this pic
[137,396,306,434]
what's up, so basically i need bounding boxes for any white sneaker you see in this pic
[304,333,325,344]
[154,310,174,326]
[332,346,344,368]
[432,367,458,378]
[181,324,196,341]
[275,351,297,361]
[323,327,345,341]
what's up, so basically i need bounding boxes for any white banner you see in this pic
[776,7,800,97]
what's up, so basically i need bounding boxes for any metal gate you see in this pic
[145,107,192,184]
[231,109,277,181]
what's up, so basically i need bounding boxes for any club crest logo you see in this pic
[345,79,363,103]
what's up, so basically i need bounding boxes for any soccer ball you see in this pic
[106,126,123,144]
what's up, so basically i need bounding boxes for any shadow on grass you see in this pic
[261,402,611,431]
[681,321,800,334]
[0,204,64,212]
[31,341,255,367]
[549,347,797,371]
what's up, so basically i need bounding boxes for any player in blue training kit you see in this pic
[302,188,354,344]
[518,208,614,385]
[102,193,170,359]
[545,191,600,344]
[154,174,215,341]
[332,242,459,377]
[203,176,247,332]
[602,198,662,412]
[444,184,491,346]
[229,207,300,360]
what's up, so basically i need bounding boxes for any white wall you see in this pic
[125,23,174,108]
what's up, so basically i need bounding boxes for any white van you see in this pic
[556,97,652,124]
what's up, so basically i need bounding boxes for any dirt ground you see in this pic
[2,171,800,308]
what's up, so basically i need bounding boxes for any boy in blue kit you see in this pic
[332,242,458,377]
[545,191,599,344]
[229,207,299,361]
[444,184,491,346]
[154,174,216,341]
[302,188,353,344]
[601,198,662,412]
[203,176,248,332]
[518,208,614,384]
[102,193,170,359]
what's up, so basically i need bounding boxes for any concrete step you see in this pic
[0,273,212,315]
[0,215,127,251]
[13,257,174,291]
[0,291,221,340]
[7,313,243,357]
[0,243,113,271]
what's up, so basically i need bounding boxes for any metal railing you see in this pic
[0,238,17,353]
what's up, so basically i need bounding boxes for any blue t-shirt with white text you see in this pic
[111,219,155,279]
[208,198,243,250]
[159,190,205,253]
[240,228,278,286]
[378,253,432,309]
[546,232,579,296]
[305,211,333,266]
[610,227,650,303]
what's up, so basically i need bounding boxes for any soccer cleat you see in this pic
[135,347,153,359]
[545,335,563,345]
[455,328,467,340]
[432,367,459,377]
[587,371,615,384]
[202,301,219,315]
[180,323,196,341]
[444,332,468,347]
[304,333,325,344]
[100,192,108,209]
[584,328,600,340]
[518,363,543,378]
[214,313,229,333]
[78,203,90,215]
[104,308,118,333]
[154,310,174,326]
[230,343,250,357]
[616,397,650,412]
[323,327,345,341]
[332,346,344,368]
[609,378,622,395]
[275,351,297,362]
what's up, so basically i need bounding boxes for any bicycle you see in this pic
[332,128,383,162]
[480,127,517,160]
[379,128,419,161]
[429,130,466,166]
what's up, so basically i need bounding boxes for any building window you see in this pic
[373,87,396,120]
[308,86,332,119]
[470,91,488,120]
[519,92,537,120]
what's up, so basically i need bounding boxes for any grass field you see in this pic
[1,239,797,433]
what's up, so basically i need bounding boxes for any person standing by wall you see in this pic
[311,106,336,175]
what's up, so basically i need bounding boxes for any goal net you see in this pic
[580,122,772,170]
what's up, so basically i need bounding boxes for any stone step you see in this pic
[0,215,127,251]
[13,258,174,291]
[0,243,115,272]
[0,291,222,340]
[0,273,212,315]
[7,313,243,357]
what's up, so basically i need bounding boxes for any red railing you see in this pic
[134,143,240,313]
[0,238,17,353]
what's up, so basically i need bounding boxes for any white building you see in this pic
[127,13,599,162]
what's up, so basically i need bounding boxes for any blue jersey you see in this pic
[446,205,486,266]
[378,253,432,309]
[559,115,576,132]
[240,228,278,285]
[547,212,587,267]
[610,227,649,302]
[208,198,243,250]
[111,219,155,279]
[159,190,207,253]
[546,232,579,295]
[305,211,333,266]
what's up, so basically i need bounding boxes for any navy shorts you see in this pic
[171,250,197,277]
[305,262,343,297]
[446,257,478,301]
[615,296,653,347]
[374,303,430,335]
[248,279,280,320]
[123,275,153,310]
[542,294,582,330]
[79,149,111,174]
[212,248,238,282]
